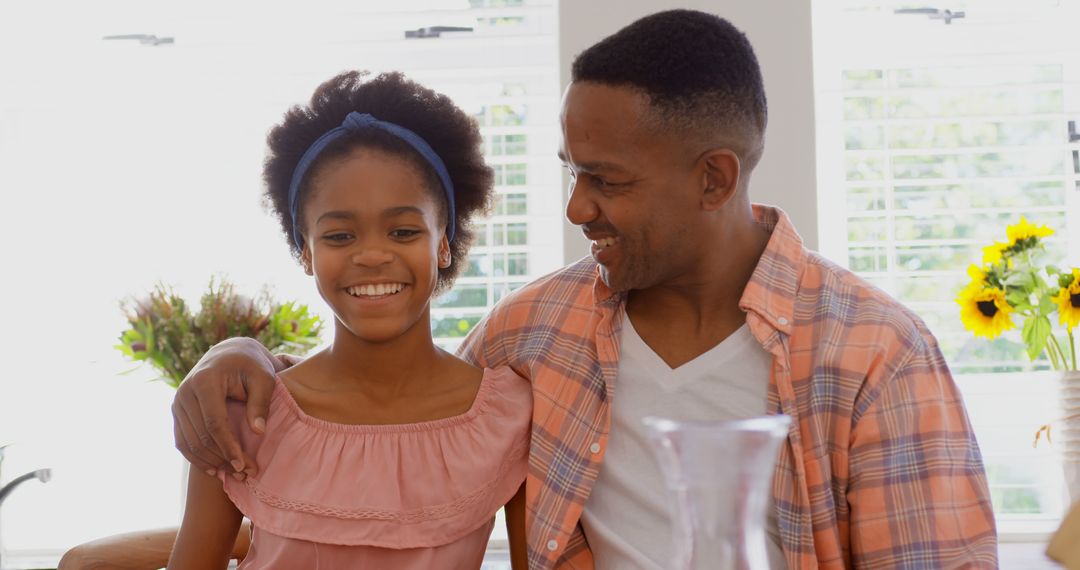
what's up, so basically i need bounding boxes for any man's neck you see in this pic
[625,212,772,368]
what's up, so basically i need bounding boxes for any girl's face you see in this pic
[300,147,450,345]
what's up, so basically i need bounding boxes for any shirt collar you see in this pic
[738,205,805,335]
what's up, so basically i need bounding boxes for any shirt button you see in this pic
[590,442,601,454]
[777,317,789,326]
[547,539,559,551]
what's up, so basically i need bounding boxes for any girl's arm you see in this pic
[504,483,528,570]
[166,468,244,570]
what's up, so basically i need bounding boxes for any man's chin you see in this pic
[598,265,633,294]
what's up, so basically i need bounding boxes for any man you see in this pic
[171,9,997,569]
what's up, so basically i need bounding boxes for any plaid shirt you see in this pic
[459,205,997,569]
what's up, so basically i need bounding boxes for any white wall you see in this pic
[557,0,818,262]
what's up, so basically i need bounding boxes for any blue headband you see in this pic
[287,111,456,249]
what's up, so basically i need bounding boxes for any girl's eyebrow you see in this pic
[315,211,354,224]
[382,206,426,218]
[315,206,426,225]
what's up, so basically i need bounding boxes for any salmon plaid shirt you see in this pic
[459,205,997,569]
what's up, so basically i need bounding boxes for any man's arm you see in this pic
[172,337,290,478]
[58,521,251,570]
[847,332,997,568]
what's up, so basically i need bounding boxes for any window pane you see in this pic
[503,192,527,215]
[431,314,482,338]
[435,285,489,308]
[506,223,527,245]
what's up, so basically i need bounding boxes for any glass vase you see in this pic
[643,414,791,570]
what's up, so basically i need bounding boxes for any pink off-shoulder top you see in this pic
[217,367,531,569]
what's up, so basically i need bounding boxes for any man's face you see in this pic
[558,82,702,293]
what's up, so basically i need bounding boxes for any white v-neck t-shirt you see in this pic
[579,313,787,569]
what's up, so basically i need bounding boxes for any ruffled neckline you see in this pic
[271,368,498,433]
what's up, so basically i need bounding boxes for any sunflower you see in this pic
[1006,216,1054,250]
[957,284,1015,339]
[982,242,1008,264]
[967,264,986,282]
[1053,268,1080,330]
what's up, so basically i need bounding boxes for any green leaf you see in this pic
[1039,294,1057,315]
[1005,271,1036,290]
[1047,264,1061,276]
[1006,290,1032,310]
[1021,316,1052,361]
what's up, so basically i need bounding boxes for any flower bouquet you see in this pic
[116,278,322,388]
[957,217,1078,370]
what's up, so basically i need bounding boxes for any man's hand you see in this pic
[171,338,291,479]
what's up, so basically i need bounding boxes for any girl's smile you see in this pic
[300,146,450,345]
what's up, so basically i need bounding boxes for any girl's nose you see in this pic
[351,248,394,267]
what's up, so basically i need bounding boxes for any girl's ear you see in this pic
[437,234,452,269]
[300,244,314,276]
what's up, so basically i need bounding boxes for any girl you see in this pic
[167,71,530,569]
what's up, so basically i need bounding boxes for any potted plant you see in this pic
[116,278,323,388]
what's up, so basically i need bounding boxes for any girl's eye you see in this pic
[321,233,353,243]
[390,229,421,239]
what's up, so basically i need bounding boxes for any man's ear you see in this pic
[300,244,314,276]
[700,148,741,211]
[437,234,452,269]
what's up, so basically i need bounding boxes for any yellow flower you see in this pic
[1053,269,1080,330]
[982,242,1008,264]
[1006,216,1054,246]
[957,284,1015,339]
[967,264,986,282]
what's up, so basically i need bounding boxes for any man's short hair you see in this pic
[571,9,768,167]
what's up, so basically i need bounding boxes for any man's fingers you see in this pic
[243,370,275,437]
[173,415,219,476]
[276,353,303,369]
[172,400,228,474]
[194,388,252,475]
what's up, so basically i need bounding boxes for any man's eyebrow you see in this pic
[555,151,629,174]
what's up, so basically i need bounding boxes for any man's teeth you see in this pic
[593,237,617,248]
[347,283,406,297]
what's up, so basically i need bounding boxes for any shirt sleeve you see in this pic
[847,327,998,569]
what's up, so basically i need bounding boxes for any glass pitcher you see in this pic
[643,414,791,570]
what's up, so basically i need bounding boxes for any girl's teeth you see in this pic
[349,284,404,297]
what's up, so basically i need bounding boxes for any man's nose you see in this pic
[565,180,598,226]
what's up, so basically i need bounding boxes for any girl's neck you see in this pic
[323,319,445,391]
